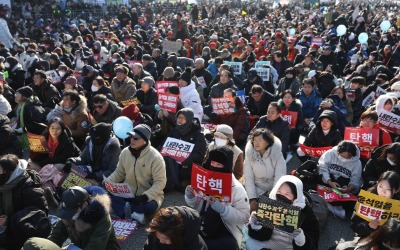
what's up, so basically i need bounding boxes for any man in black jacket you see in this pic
[247,85,274,117]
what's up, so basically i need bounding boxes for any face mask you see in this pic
[111,58,117,63]
[215,137,228,147]
[91,85,99,92]
[369,56,374,61]
[0,173,10,186]
[387,157,397,166]
[383,38,388,42]
[4,62,9,68]
[63,106,73,113]
[276,194,293,204]
[338,155,352,162]
[23,42,28,47]
[59,71,66,77]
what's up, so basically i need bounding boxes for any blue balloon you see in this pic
[112,116,133,139]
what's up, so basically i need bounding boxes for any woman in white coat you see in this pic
[178,68,204,122]
[244,128,287,212]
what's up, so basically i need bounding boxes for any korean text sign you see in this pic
[355,190,400,225]
[191,164,232,202]
[344,127,379,147]
[104,178,134,198]
[256,195,301,233]
[27,132,50,153]
[211,98,234,115]
[155,81,179,94]
[160,137,194,164]
[317,185,358,202]
[157,93,179,113]
[223,61,242,75]
[61,166,96,189]
[281,110,298,128]
[299,144,332,158]
[378,109,400,135]
[111,218,139,242]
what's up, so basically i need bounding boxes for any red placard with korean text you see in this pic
[160,138,194,164]
[378,109,400,135]
[157,93,179,113]
[299,144,332,158]
[344,127,379,147]
[211,98,234,115]
[317,185,358,203]
[191,164,232,202]
[111,218,139,242]
[281,110,298,128]
[155,81,179,94]
[93,54,101,62]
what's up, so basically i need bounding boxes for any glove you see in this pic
[13,127,23,134]
[211,198,226,214]
[293,228,306,246]
[124,195,148,205]
[185,185,196,199]
[249,211,262,230]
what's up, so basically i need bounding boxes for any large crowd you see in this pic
[0,0,399,249]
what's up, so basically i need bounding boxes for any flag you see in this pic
[241,10,247,15]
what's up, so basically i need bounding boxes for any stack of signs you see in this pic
[211,97,234,115]
[120,97,141,107]
[317,185,358,202]
[157,93,179,113]
[281,110,298,128]
[191,164,232,202]
[61,164,98,189]
[104,177,134,198]
[112,218,139,243]
[45,70,61,84]
[155,81,179,94]
[378,109,400,135]
[26,132,50,153]
[223,61,242,75]
[256,195,301,233]
[344,127,379,158]
[299,144,332,158]
[355,190,400,225]
[160,138,195,164]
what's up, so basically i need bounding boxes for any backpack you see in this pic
[307,190,328,231]
[292,160,321,191]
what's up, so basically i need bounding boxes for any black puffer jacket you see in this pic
[304,110,342,147]
[0,114,21,156]
[29,79,60,109]
[143,206,208,250]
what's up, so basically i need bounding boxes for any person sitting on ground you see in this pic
[0,114,21,157]
[111,65,137,103]
[91,94,122,124]
[247,84,274,118]
[133,76,158,119]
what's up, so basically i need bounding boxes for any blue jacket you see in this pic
[296,88,322,119]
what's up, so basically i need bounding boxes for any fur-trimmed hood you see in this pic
[60,95,88,119]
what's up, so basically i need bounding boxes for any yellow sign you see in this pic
[27,132,50,153]
[355,190,400,225]
[120,97,141,107]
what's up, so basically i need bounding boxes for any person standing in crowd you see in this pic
[0,5,14,49]
[171,13,187,41]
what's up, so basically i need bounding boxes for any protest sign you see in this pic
[256,195,301,233]
[346,89,356,101]
[155,81,179,93]
[201,123,218,132]
[61,165,97,189]
[160,138,195,164]
[344,127,379,147]
[299,144,332,158]
[126,60,142,70]
[27,132,50,153]
[157,93,179,113]
[93,53,101,62]
[317,185,358,202]
[111,218,139,242]
[197,76,207,88]
[104,178,134,198]
[236,90,246,104]
[281,110,298,128]
[362,91,375,107]
[120,97,141,107]
[355,190,400,225]
[378,109,400,135]
[191,164,232,202]
[255,67,270,81]
[375,86,387,97]
[95,31,105,38]
[162,40,182,54]
[223,61,242,75]
[311,37,325,46]
[255,61,271,68]
[211,98,235,115]
[45,70,61,84]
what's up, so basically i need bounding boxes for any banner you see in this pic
[155,81,179,94]
[256,195,301,233]
[104,178,134,198]
[201,123,218,132]
[157,93,179,113]
[378,109,400,135]
[120,97,141,107]
[362,91,375,107]
[255,61,271,68]
[344,127,379,147]
[111,218,139,242]
[162,40,182,54]
[355,190,400,225]
[223,61,242,75]
[255,68,270,82]
[311,37,325,46]
[191,164,232,202]
[281,110,298,128]
[45,70,61,84]
[299,144,332,158]
[211,98,234,115]
[317,185,358,202]
[160,137,195,164]
[61,165,97,189]
[27,132,50,153]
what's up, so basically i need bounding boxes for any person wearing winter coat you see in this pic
[193,58,213,90]
[110,66,137,103]
[92,94,122,124]
[331,86,354,126]
[0,83,11,115]
[244,128,287,212]
[277,67,301,97]
[142,54,158,81]
[107,124,166,223]
[312,94,347,134]
[208,70,238,105]
[163,108,206,191]
[185,147,250,250]
[243,69,268,96]
[296,78,322,126]
[143,206,208,250]
[29,70,60,110]
[42,186,120,250]
[4,56,25,90]
[316,71,337,100]
[0,154,50,249]
[178,68,203,122]
[0,114,21,157]
[347,76,364,125]
[247,85,275,117]
[133,76,158,119]
[89,76,114,109]
[246,175,319,250]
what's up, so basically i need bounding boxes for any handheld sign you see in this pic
[160,137,195,164]
[256,195,301,233]
[281,110,298,128]
[255,67,270,82]
[223,61,242,75]
[346,89,356,102]
[61,165,97,189]
[299,144,332,158]
[378,109,400,135]
[197,76,207,89]
[27,132,50,153]
[120,97,141,107]
[155,81,179,94]
[311,37,325,46]
[255,61,271,68]
[45,70,61,84]
[236,90,246,104]
[157,93,179,113]
[356,190,400,225]
[317,185,358,203]
[191,164,232,202]
[375,86,387,97]
[362,92,375,108]
[104,178,134,198]
[162,40,182,54]
[344,127,379,147]
[112,218,139,242]
[211,98,235,115]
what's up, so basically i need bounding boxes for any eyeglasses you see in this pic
[129,134,141,140]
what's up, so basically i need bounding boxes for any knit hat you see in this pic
[64,76,77,86]
[163,67,175,79]
[202,46,210,54]
[391,81,400,91]
[141,76,155,87]
[121,103,140,121]
[16,86,33,98]
[127,124,152,142]
[203,147,234,173]
[90,122,112,145]
[214,124,234,140]
[177,68,192,84]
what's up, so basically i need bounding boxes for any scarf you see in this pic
[0,173,26,216]
[128,144,147,158]
[48,137,59,158]
[176,123,192,136]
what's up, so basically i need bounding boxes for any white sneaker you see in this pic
[327,203,346,220]
[131,212,145,224]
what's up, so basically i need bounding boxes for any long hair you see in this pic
[368,171,400,197]
[357,218,400,249]
[378,142,400,162]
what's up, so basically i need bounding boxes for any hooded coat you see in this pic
[29,79,60,109]
[304,110,343,147]
[60,96,90,145]
[313,94,347,134]
[180,80,203,122]
[143,206,208,250]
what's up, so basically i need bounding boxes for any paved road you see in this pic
[120,153,356,250]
